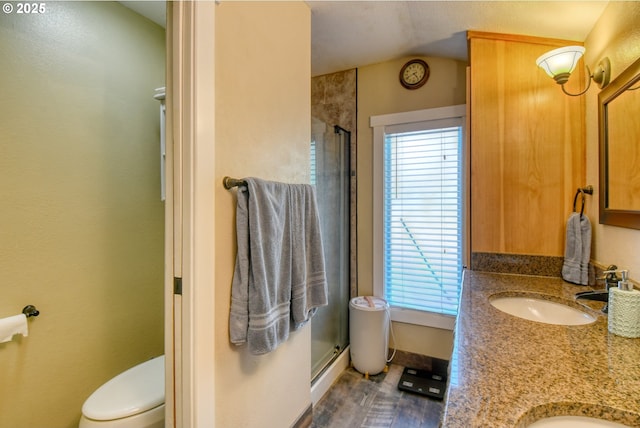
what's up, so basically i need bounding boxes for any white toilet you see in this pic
[79,355,165,428]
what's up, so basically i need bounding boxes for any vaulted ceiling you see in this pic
[309,1,608,76]
[120,1,609,77]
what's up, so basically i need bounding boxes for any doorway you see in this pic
[0,3,165,426]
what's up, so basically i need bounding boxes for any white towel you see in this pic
[562,212,591,285]
[229,178,328,355]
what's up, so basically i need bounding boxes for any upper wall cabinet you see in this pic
[468,32,586,257]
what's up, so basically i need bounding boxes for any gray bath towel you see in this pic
[562,212,591,285]
[229,178,328,355]
[579,214,592,285]
[288,183,329,329]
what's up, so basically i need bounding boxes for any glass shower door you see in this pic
[310,118,350,380]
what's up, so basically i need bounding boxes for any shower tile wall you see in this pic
[311,69,357,297]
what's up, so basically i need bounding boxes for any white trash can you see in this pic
[349,296,389,377]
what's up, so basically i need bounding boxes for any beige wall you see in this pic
[214,2,312,427]
[0,3,165,427]
[357,56,467,359]
[585,2,640,280]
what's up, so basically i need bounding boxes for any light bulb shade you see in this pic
[536,46,585,84]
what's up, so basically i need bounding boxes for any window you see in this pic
[371,105,467,330]
[310,139,316,186]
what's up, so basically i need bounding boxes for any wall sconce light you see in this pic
[536,45,611,96]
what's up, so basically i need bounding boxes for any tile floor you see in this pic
[310,363,444,428]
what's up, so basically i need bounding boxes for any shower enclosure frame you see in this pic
[311,121,353,382]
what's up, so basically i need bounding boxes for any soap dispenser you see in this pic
[608,270,640,338]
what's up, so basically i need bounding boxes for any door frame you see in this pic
[165,2,217,427]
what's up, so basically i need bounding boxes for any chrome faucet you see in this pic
[575,264,619,313]
[601,265,621,290]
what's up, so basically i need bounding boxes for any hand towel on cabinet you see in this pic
[579,214,592,285]
[561,212,591,285]
[229,177,328,355]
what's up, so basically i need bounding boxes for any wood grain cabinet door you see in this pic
[468,32,586,257]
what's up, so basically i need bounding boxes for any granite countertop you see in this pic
[440,270,640,427]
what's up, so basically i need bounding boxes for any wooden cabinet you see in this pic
[468,32,586,257]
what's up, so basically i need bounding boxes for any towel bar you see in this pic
[573,185,593,217]
[223,176,248,190]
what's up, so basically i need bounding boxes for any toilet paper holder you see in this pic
[22,305,39,318]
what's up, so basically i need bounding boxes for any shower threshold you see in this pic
[311,345,350,405]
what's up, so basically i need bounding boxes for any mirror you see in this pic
[599,56,640,229]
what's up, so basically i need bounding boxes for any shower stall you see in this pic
[310,118,351,380]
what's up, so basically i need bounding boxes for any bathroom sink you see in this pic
[528,416,631,427]
[490,296,596,325]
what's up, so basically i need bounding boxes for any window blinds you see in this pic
[383,123,463,316]
[310,140,317,186]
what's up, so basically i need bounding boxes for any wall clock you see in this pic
[399,59,430,90]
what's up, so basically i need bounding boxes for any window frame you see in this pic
[371,105,468,330]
